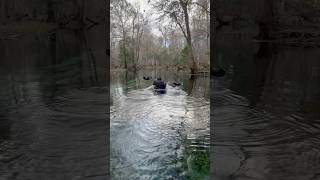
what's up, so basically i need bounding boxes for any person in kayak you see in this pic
[153,77,166,90]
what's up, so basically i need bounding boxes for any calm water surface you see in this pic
[212,26,320,180]
[0,25,108,179]
[110,70,210,179]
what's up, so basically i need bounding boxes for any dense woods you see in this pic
[110,0,210,73]
[1,0,320,71]
[0,0,105,28]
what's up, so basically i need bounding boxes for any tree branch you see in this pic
[192,1,210,13]
[171,12,188,40]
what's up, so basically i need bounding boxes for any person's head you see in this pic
[157,77,161,81]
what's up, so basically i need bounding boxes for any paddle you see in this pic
[143,76,182,87]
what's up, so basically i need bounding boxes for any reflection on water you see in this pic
[212,26,320,180]
[0,26,108,179]
[111,70,210,179]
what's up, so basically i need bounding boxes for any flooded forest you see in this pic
[110,0,210,73]
[110,0,210,179]
[0,0,319,180]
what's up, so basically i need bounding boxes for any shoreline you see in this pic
[110,65,209,71]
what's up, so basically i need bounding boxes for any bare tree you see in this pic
[151,0,198,74]
[111,0,133,68]
[191,0,210,68]
[134,13,146,67]
[129,5,147,70]
[158,25,169,47]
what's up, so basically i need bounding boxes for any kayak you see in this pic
[153,88,166,94]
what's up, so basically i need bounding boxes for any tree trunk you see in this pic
[255,0,274,39]
[132,14,136,69]
[77,0,86,24]
[122,25,127,69]
[0,0,8,22]
[47,0,55,22]
[136,30,143,68]
[206,3,210,50]
[180,0,197,74]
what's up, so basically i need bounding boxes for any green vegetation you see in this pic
[180,46,189,65]
[179,135,210,180]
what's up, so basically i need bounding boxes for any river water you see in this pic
[0,25,109,179]
[212,26,320,180]
[110,70,210,179]
[1,24,320,180]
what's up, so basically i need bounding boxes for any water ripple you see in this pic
[111,76,210,179]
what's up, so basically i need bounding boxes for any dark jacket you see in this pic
[153,80,166,89]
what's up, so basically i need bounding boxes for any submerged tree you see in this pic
[150,0,199,74]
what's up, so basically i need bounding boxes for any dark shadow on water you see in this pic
[0,25,108,179]
[249,41,273,107]
[212,25,320,180]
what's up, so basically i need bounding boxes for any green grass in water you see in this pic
[187,151,210,180]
